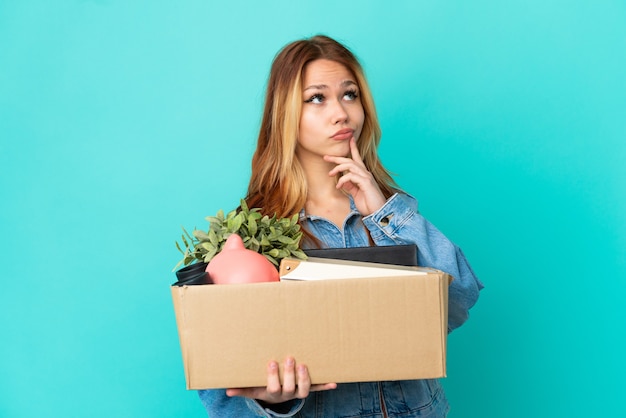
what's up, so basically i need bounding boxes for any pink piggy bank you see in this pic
[206,234,280,284]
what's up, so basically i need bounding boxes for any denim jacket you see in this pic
[198,193,483,417]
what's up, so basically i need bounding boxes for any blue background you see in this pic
[1,1,625,417]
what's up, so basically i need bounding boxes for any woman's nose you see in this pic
[331,100,349,124]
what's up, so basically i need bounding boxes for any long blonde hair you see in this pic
[246,35,398,218]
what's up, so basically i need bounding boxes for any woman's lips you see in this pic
[331,128,354,140]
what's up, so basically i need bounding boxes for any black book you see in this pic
[304,244,418,267]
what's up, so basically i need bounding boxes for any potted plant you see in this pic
[174,199,307,284]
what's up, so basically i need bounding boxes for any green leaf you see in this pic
[248,238,260,252]
[249,211,262,221]
[208,229,219,246]
[290,248,307,259]
[277,235,295,245]
[226,208,238,220]
[227,212,243,232]
[247,215,258,236]
[263,253,279,266]
[205,216,223,226]
[240,198,249,213]
[182,227,195,241]
[260,235,270,246]
[205,247,218,262]
[193,230,210,241]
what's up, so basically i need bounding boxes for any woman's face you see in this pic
[297,59,365,163]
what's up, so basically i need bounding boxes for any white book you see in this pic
[279,257,429,281]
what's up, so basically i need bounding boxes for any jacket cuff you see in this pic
[247,398,305,417]
[362,193,417,239]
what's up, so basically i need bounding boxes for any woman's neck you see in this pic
[301,158,351,228]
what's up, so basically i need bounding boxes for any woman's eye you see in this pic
[344,90,358,101]
[305,94,324,104]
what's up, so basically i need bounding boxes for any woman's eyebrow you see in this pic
[304,80,357,92]
[304,83,328,92]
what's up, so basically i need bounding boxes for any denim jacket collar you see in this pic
[298,195,360,223]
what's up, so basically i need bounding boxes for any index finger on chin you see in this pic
[349,138,362,161]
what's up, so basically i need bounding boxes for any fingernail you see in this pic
[286,358,294,366]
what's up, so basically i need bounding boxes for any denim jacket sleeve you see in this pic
[362,193,484,332]
[198,389,305,417]
[251,399,305,417]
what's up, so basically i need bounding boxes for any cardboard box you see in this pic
[171,258,451,390]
